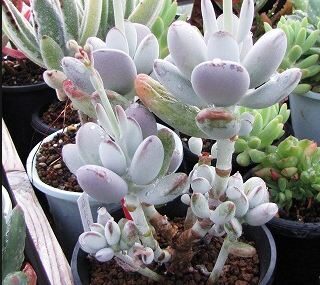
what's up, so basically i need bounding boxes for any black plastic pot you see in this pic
[181,141,255,176]
[243,170,320,285]
[266,217,320,285]
[71,201,276,285]
[2,82,56,164]
[31,100,60,144]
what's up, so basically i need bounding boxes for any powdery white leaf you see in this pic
[129,135,164,185]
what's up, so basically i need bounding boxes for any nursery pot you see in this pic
[26,128,121,261]
[289,91,320,143]
[181,141,255,176]
[31,100,60,137]
[71,202,277,285]
[26,124,183,261]
[2,82,56,164]
[266,217,320,285]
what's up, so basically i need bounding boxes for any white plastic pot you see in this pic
[26,128,120,260]
[289,91,320,143]
[26,124,183,260]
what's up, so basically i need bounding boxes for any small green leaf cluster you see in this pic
[235,103,290,167]
[265,15,320,94]
[253,136,320,210]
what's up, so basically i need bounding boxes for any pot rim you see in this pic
[291,90,320,101]
[26,124,183,202]
[2,81,49,93]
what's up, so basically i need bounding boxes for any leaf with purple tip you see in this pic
[191,59,250,107]
[99,139,127,176]
[79,231,107,254]
[138,173,189,205]
[76,165,128,203]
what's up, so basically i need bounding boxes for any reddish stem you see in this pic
[121,198,132,220]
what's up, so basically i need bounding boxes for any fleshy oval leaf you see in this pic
[76,165,128,203]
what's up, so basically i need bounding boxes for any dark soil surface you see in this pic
[35,125,82,192]
[278,200,320,223]
[89,218,260,285]
[2,57,45,86]
[41,100,80,130]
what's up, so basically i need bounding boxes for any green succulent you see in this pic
[264,15,320,94]
[235,103,290,167]
[253,136,320,210]
[291,0,320,27]
[2,205,27,285]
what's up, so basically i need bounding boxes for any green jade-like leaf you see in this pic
[79,0,102,45]
[135,74,208,138]
[32,0,66,53]
[128,0,164,27]
[39,35,64,70]
[2,206,26,280]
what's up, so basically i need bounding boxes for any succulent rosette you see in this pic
[136,0,302,140]
[43,1,160,108]
[62,104,186,205]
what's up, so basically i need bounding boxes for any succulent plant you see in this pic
[264,15,320,94]
[253,136,320,211]
[291,0,320,27]
[136,0,301,198]
[43,1,161,104]
[234,103,290,166]
[2,0,178,73]
[71,0,285,283]
[2,204,27,284]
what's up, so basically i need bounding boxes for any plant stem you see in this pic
[142,204,177,242]
[125,194,171,262]
[89,68,120,138]
[207,238,230,285]
[210,138,235,199]
[114,253,163,282]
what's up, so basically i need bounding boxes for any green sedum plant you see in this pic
[253,136,320,211]
[264,15,320,94]
[234,103,290,167]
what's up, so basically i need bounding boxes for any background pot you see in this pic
[289,91,320,143]
[2,82,56,164]
[71,202,276,285]
[31,100,60,138]
[267,217,320,285]
[26,129,121,261]
[181,141,255,176]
